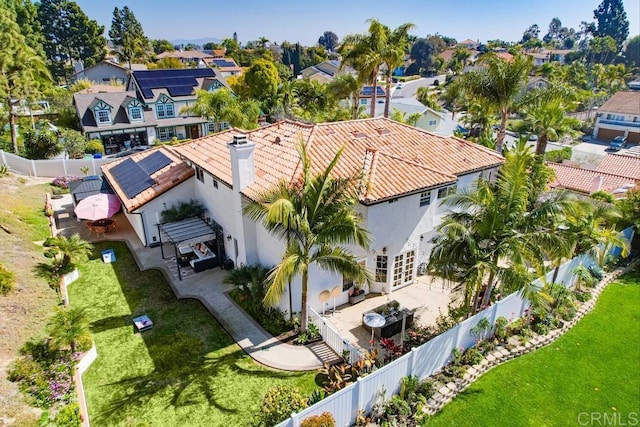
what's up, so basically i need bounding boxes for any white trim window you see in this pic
[157,127,175,141]
[375,255,388,283]
[156,97,175,119]
[129,107,143,121]
[96,109,111,124]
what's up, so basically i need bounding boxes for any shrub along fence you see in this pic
[0,150,113,178]
[277,234,635,427]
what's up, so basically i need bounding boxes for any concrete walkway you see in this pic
[52,193,324,371]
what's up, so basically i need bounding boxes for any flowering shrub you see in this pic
[51,176,80,189]
[259,385,308,426]
[8,340,79,408]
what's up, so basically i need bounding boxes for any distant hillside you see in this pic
[170,38,222,48]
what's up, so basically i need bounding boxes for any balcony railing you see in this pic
[599,119,640,128]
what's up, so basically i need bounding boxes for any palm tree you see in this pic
[45,234,93,270]
[48,307,89,353]
[244,141,372,331]
[390,109,422,126]
[561,199,629,267]
[327,74,361,119]
[380,22,415,118]
[428,143,573,314]
[257,37,270,49]
[339,19,388,117]
[459,53,532,153]
[277,79,297,119]
[180,89,260,130]
[519,87,579,156]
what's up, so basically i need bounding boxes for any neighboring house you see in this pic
[593,91,640,143]
[458,39,479,50]
[75,68,231,150]
[156,50,214,65]
[202,49,226,58]
[69,60,147,85]
[101,146,196,246]
[299,60,356,83]
[74,90,158,153]
[438,48,478,66]
[375,98,444,132]
[127,68,231,141]
[527,49,574,66]
[206,58,242,77]
[164,117,504,314]
[526,76,552,91]
[548,162,638,198]
[359,86,386,109]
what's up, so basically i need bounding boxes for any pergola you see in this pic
[157,217,221,280]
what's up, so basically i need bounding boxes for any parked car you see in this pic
[607,136,627,151]
[396,83,404,89]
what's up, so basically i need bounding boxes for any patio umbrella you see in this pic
[74,193,121,221]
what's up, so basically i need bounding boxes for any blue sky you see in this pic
[74,0,639,46]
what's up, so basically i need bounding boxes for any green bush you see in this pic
[532,322,549,336]
[301,412,335,427]
[574,290,592,303]
[591,190,615,203]
[160,199,204,223]
[259,385,308,426]
[85,139,104,155]
[544,147,572,163]
[384,395,411,417]
[494,316,509,341]
[0,263,16,295]
[462,347,484,366]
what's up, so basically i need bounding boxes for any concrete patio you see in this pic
[321,275,455,352]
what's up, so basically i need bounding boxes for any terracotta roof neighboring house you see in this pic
[202,49,226,58]
[548,162,638,197]
[156,50,214,62]
[598,91,640,116]
[173,117,504,204]
[101,146,194,212]
[438,48,456,63]
[595,154,640,180]
[204,57,242,75]
[494,51,514,61]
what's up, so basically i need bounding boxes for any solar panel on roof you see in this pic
[110,158,155,199]
[137,151,172,176]
[134,69,216,99]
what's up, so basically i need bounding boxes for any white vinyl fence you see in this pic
[1,150,114,178]
[277,232,635,427]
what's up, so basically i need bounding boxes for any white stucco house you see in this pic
[100,118,503,315]
[162,117,504,315]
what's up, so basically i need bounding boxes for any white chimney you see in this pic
[228,134,255,191]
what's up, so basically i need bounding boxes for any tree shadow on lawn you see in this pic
[84,242,308,422]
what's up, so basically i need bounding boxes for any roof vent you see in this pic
[376,128,390,135]
[274,136,281,144]
[232,134,247,145]
[351,131,366,139]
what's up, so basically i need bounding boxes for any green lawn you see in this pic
[69,242,317,426]
[428,272,640,427]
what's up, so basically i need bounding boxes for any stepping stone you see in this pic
[485,354,497,364]
[432,391,446,402]
[446,382,458,391]
[439,386,452,396]
[467,367,478,376]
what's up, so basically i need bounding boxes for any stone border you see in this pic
[423,260,638,416]
[73,345,97,427]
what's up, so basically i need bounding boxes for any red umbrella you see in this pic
[74,193,121,221]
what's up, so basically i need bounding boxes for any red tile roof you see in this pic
[548,162,638,197]
[596,154,640,180]
[173,118,503,204]
[101,146,194,212]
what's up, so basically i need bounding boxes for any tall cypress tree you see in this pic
[109,6,147,68]
[593,0,629,53]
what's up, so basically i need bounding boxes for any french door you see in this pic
[392,250,415,288]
